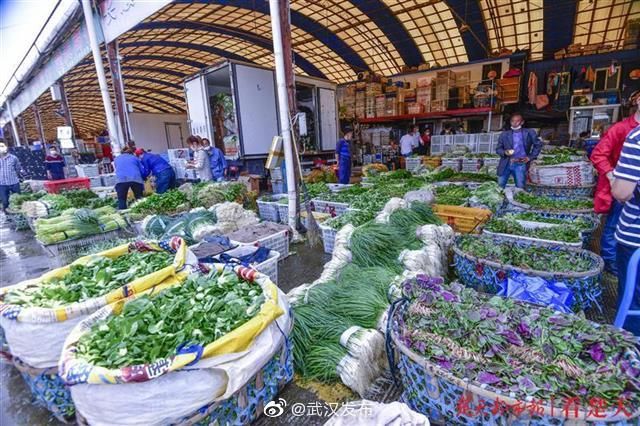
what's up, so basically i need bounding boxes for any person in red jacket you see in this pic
[590,90,640,273]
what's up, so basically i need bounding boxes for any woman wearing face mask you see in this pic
[187,135,213,182]
[45,145,66,180]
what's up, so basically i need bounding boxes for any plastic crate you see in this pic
[405,157,423,172]
[88,176,102,188]
[320,224,337,254]
[433,204,492,234]
[43,177,90,194]
[272,180,285,194]
[482,158,500,168]
[276,202,308,224]
[257,200,281,223]
[270,168,284,181]
[311,199,350,217]
[214,246,280,284]
[38,229,130,267]
[100,174,117,187]
[231,229,290,260]
[461,158,482,173]
[327,184,353,192]
[476,133,493,153]
[441,158,462,172]
[301,210,331,228]
[75,164,100,177]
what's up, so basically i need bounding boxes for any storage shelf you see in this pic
[358,107,494,123]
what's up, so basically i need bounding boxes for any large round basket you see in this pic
[498,208,600,246]
[388,300,640,425]
[13,358,75,423]
[526,182,595,199]
[453,235,603,311]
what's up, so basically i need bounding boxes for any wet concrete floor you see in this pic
[0,220,339,426]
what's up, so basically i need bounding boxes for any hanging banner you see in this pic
[99,0,172,44]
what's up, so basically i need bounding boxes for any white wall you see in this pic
[129,112,189,153]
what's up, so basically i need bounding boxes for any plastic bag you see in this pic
[375,198,407,224]
[498,272,574,313]
[324,400,429,426]
[403,188,435,205]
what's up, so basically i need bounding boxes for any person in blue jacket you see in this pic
[113,147,145,209]
[202,138,227,182]
[135,148,176,194]
[495,113,542,188]
[336,126,353,185]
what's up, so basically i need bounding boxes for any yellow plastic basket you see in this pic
[433,204,491,234]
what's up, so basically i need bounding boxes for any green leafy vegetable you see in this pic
[514,192,593,210]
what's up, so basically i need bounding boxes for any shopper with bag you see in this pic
[590,90,640,274]
[496,113,542,188]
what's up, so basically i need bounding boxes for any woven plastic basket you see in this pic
[6,210,29,231]
[388,299,640,425]
[38,229,131,267]
[231,229,290,260]
[13,358,75,423]
[461,158,482,173]
[310,199,350,217]
[405,157,423,172]
[320,224,337,254]
[441,158,462,172]
[528,161,595,186]
[257,200,281,223]
[482,229,583,248]
[452,235,604,311]
[526,182,595,199]
[214,246,280,284]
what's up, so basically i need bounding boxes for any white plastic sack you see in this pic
[316,225,354,284]
[0,314,85,368]
[403,188,435,205]
[375,198,407,224]
[70,288,292,426]
[337,353,382,397]
[324,400,430,426]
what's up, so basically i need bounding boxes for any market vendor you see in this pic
[187,135,212,182]
[0,142,23,213]
[400,125,419,157]
[202,138,227,182]
[44,145,65,180]
[590,90,640,274]
[414,127,431,156]
[113,146,145,210]
[135,148,176,194]
[496,113,542,188]
[336,126,353,184]
[610,123,640,336]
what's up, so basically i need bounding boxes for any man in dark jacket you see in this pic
[496,113,542,188]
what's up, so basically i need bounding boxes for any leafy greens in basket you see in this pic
[398,277,640,409]
[75,269,266,368]
[3,251,174,308]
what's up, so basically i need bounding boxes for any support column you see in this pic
[57,80,76,143]
[32,104,47,144]
[106,41,130,146]
[19,116,28,144]
[269,0,297,230]
[81,0,121,156]
[6,101,21,147]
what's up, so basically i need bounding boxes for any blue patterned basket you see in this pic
[175,335,293,425]
[526,183,595,199]
[498,209,600,246]
[453,235,604,312]
[13,358,75,423]
[388,300,640,425]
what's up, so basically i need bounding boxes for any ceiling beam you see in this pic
[173,0,369,74]
[445,0,490,61]
[132,21,326,78]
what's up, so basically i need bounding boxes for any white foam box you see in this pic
[168,148,190,162]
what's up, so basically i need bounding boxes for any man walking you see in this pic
[0,142,23,213]
[610,124,640,336]
[495,113,542,188]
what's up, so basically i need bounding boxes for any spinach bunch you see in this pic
[130,190,189,216]
[75,270,265,368]
[4,251,173,308]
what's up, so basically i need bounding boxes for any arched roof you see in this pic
[15,0,640,141]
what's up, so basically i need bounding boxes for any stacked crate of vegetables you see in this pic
[0,238,194,421]
[390,277,640,424]
[59,264,291,425]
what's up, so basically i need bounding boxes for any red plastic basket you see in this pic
[43,177,91,194]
